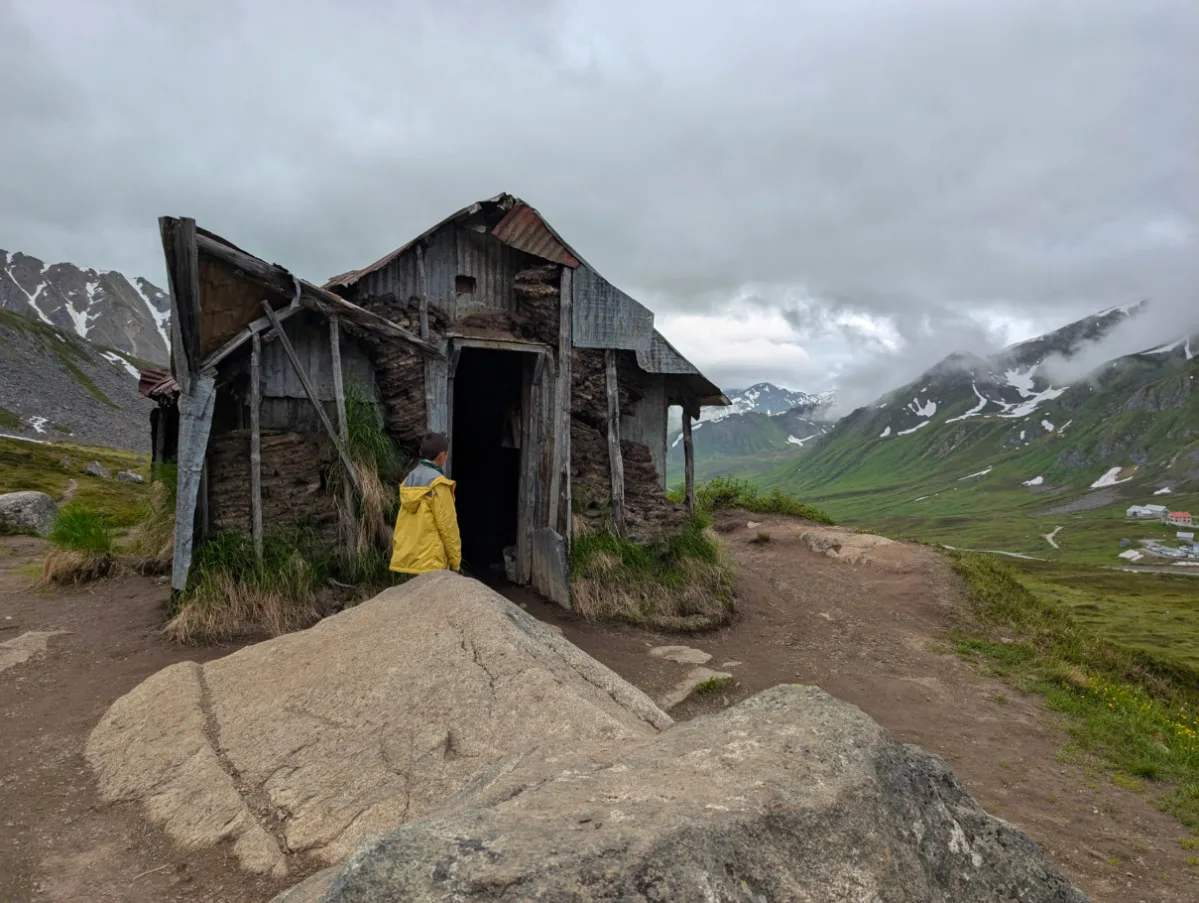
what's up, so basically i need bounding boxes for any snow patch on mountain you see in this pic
[1023,476,1044,486]
[879,426,891,438]
[896,420,931,436]
[1090,466,1134,489]
[945,383,989,423]
[101,351,140,379]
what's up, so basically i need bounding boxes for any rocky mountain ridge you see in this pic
[760,303,1199,513]
[0,249,170,366]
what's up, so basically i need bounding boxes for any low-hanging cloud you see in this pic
[1,0,1194,401]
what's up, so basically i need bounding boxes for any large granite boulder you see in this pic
[278,685,1089,903]
[0,490,58,536]
[85,572,668,877]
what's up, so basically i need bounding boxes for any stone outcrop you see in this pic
[85,573,668,878]
[276,685,1089,903]
[0,490,57,536]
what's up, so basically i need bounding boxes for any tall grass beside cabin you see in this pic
[166,529,326,644]
[331,381,410,557]
[126,463,176,574]
[569,514,734,630]
[949,550,1199,830]
[41,503,116,584]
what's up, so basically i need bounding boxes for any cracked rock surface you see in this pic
[84,572,668,877]
[278,685,1090,903]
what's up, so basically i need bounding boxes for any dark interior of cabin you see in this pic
[451,349,525,579]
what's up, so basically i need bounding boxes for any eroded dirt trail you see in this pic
[526,513,1199,903]
[0,537,290,903]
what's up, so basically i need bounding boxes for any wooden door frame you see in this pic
[444,336,553,584]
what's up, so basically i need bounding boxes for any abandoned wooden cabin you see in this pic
[153,194,728,606]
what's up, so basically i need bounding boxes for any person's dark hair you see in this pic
[419,432,450,460]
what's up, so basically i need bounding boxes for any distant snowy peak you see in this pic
[0,249,170,365]
[701,382,835,424]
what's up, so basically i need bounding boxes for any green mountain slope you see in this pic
[754,311,1198,564]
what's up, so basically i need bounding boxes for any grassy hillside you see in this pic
[0,436,151,525]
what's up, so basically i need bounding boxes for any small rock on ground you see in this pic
[648,645,712,665]
[658,667,734,710]
[85,461,110,479]
[116,470,145,483]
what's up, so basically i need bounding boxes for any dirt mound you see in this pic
[85,572,668,878]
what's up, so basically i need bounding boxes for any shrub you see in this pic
[569,515,734,630]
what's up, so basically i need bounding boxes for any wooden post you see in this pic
[682,410,696,515]
[159,217,202,396]
[249,332,263,561]
[261,301,362,495]
[604,349,626,535]
[550,267,573,539]
[416,243,429,340]
[445,345,462,477]
[328,315,355,546]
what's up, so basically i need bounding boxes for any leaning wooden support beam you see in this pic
[249,332,263,561]
[328,315,355,548]
[682,412,696,515]
[604,349,626,536]
[171,375,217,595]
[261,301,363,496]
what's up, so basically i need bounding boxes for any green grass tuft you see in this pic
[0,407,20,430]
[49,503,115,554]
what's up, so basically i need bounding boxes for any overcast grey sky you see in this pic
[1,0,1195,402]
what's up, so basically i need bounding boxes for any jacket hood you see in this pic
[399,464,455,513]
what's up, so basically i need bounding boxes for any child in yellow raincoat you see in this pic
[389,432,462,574]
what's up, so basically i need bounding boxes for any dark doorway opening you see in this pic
[451,348,525,580]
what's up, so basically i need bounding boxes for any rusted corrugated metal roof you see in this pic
[324,194,587,291]
[491,204,581,268]
[138,368,179,399]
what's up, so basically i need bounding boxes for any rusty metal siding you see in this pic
[455,227,519,316]
[571,264,654,352]
[622,374,667,489]
[491,204,581,268]
[258,313,376,400]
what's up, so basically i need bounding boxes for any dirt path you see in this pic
[0,537,291,903]
[1044,525,1063,549]
[4,521,1198,902]
[523,514,1199,903]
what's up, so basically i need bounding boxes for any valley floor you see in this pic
[2,526,1197,902]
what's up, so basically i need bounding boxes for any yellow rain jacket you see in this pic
[389,460,462,574]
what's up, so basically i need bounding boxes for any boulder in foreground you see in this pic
[86,572,669,877]
[279,684,1089,903]
[0,490,57,536]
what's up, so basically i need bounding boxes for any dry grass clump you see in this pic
[570,515,734,631]
[165,530,322,644]
[125,473,176,575]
